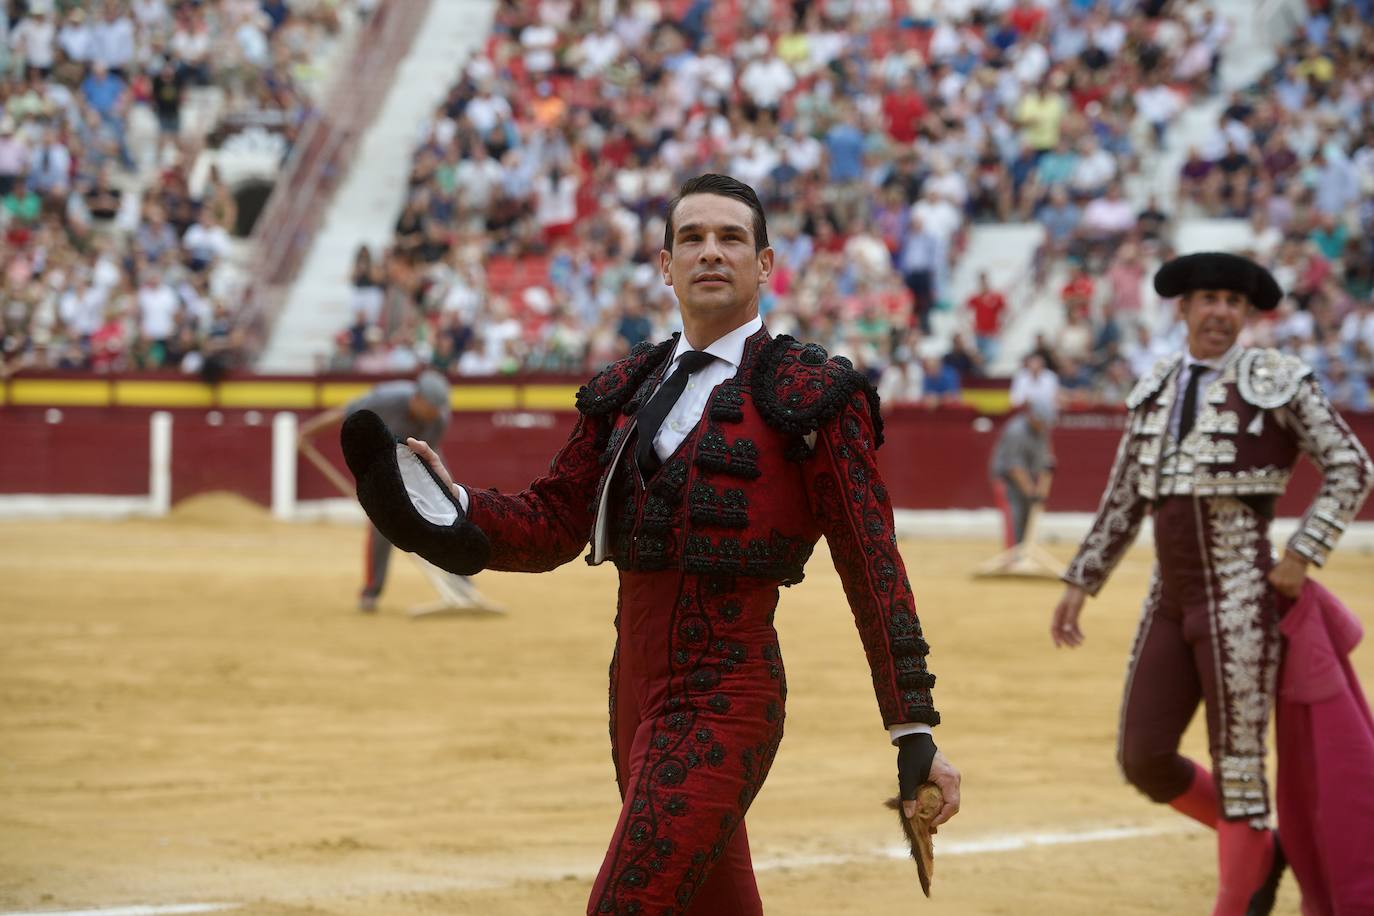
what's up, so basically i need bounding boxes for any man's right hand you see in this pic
[405,437,460,500]
[1050,584,1087,648]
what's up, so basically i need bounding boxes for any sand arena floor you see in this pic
[2,494,1370,915]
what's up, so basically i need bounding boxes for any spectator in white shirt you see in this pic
[27,129,71,198]
[10,8,57,75]
[575,27,623,76]
[1135,75,1182,148]
[183,211,232,272]
[1339,298,1374,355]
[464,86,513,136]
[58,275,108,339]
[739,53,795,113]
[911,188,962,247]
[91,5,135,74]
[0,120,28,195]
[57,8,95,65]
[137,271,180,345]
[171,13,212,85]
[1081,182,1136,238]
[534,165,578,242]
[520,22,559,74]
[1069,135,1116,198]
[925,156,969,207]
[1009,352,1060,414]
[131,0,170,30]
[456,142,504,216]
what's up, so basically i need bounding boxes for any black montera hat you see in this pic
[1153,252,1283,311]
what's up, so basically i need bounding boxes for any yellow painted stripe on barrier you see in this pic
[521,384,579,410]
[115,380,216,407]
[218,381,318,408]
[962,388,1012,415]
[319,382,373,407]
[452,386,519,410]
[10,379,111,406]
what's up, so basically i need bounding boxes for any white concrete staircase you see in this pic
[258,0,497,373]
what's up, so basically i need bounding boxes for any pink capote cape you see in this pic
[1276,579,1374,916]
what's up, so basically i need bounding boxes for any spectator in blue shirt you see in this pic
[1322,359,1370,411]
[825,104,866,184]
[81,61,125,122]
[921,355,962,405]
[1035,185,1082,274]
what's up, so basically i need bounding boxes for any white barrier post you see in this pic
[148,411,173,517]
[272,412,298,521]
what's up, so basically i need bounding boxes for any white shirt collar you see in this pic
[669,314,763,371]
[1183,342,1241,372]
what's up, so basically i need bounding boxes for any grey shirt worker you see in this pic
[345,378,449,445]
[345,374,450,603]
[990,412,1055,545]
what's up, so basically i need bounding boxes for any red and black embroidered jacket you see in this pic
[464,327,938,729]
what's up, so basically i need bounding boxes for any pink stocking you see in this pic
[1168,758,1218,828]
[1213,819,1274,916]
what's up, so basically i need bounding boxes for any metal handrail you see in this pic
[242,0,434,353]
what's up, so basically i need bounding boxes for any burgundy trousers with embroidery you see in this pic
[1117,496,1282,822]
[587,569,787,916]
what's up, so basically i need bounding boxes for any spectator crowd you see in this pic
[0,0,363,378]
[1020,0,1374,413]
[330,0,1245,403]
[4,0,1369,418]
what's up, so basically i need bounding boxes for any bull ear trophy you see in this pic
[885,783,943,897]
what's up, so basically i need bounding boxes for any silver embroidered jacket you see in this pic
[1064,347,1373,595]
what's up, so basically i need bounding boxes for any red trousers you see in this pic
[588,570,787,915]
[1117,496,1281,821]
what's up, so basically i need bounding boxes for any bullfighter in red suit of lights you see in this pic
[340,175,962,915]
[1050,253,1373,916]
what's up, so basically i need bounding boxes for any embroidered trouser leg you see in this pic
[1117,497,1281,822]
[588,571,786,916]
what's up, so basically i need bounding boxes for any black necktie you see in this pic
[1177,364,1208,441]
[635,349,716,474]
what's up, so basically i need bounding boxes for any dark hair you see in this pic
[663,173,769,253]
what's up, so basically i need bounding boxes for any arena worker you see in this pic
[341,173,960,914]
[298,369,451,612]
[989,400,1057,548]
[1049,252,1373,915]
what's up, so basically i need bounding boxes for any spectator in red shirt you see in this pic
[881,73,927,144]
[967,270,1008,362]
[1060,264,1095,313]
[1007,0,1047,38]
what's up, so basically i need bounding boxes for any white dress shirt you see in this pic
[455,315,931,743]
[1168,344,1240,440]
[648,316,761,463]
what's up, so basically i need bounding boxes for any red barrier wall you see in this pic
[1,406,1371,519]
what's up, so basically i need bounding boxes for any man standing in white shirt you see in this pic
[182,210,232,272]
[136,269,180,352]
[342,174,962,915]
[1009,352,1060,415]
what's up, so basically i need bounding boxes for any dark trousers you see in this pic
[903,269,934,333]
[1117,496,1281,821]
[994,477,1032,547]
[361,523,392,598]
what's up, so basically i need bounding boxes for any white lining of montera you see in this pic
[396,444,458,526]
